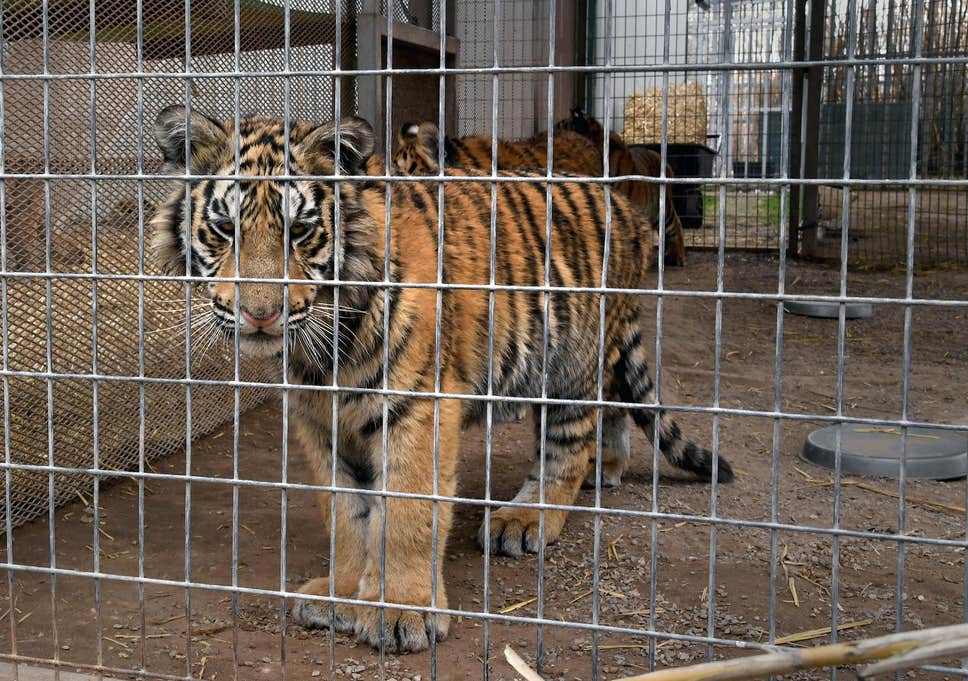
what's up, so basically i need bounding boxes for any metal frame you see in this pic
[0,0,966,679]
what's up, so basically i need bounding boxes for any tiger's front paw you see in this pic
[290,577,358,633]
[353,604,449,653]
[477,507,567,557]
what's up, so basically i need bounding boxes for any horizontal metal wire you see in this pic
[1,460,965,549]
[1,366,967,433]
[2,54,968,81]
[2,170,967,189]
[1,270,967,309]
[0,559,959,651]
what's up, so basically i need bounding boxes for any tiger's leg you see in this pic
[290,428,368,633]
[479,404,596,556]
[352,397,458,653]
[582,410,631,489]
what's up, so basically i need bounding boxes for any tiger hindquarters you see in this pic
[479,306,732,557]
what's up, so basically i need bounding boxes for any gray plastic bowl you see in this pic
[802,424,967,480]
[784,301,874,319]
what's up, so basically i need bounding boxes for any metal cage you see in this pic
[0,0,966,679]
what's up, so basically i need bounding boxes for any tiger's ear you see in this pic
[301,116,375,174]
[399,122,420,144]
[415,122,440,169]
[153,105,227,172]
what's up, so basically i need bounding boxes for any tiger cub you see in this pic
[150,107,732,653]
[392,120,686,267]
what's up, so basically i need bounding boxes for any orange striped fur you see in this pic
[393,117,686,266]
[150,108,731,654]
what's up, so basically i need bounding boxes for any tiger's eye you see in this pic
[210,219,235,241]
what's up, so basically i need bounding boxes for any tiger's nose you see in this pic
[241,306,282,328]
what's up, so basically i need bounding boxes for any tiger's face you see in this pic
[150,106,375,358]
[391,122,440,175]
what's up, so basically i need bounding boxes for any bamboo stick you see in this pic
[611,623,968,681]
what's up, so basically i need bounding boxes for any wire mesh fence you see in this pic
[0,0,966,680]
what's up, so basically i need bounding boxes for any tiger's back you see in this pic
[392,120,686,267]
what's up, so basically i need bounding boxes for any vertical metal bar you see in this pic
[591,1,615,676]
[40,0,61,672]
[181,0,195,673]
[230,0,242,676]
[648,0,674,668]
[0,2,19,675]
[429,0,449,676]
[768,0,797,657]
[326,0,344,671]
[134,0,147,670]
[376,0,393,670]
[787,0,806,257]
[86,0,104,673]
[896,0,925,666]
[328,0,346,673]
[799,0,826,258]
[279,0,293,677]
[481,1,501,676]
[378,3,394,677]
[535,0,557,674]
[830,2,858,677]
[707,0,733,662]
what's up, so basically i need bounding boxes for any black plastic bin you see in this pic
[632,142,718,229]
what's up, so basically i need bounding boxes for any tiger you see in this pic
[555,108,687,267]
[149,106,733,653]
[392,120,686,267]
[391,122,603,178]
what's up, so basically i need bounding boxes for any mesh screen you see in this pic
[0,0,353,531]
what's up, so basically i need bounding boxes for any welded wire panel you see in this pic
[0,0,966,679]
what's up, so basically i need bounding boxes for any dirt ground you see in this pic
[1,251,966,681]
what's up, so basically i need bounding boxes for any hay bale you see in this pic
[0,197,276,532]
[623,81,709,145]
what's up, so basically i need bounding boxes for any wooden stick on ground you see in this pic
[505,645,546,681]
[612,623,968,681]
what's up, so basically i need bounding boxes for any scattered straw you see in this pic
[498,597,537,614]
[854,428,940,439]
[74,488,90,507]
[798,469,966,516]
[194,624,231,637]
[151,614,184,626]
[609,535,624,561]
[788,577,800,608]
[774,619,873,645]
[103,636,130,649]
[581,643,652,652]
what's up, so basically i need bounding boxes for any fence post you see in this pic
[789,0,826,259]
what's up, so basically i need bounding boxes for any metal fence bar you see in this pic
[86,0,105,672]
[0,0,17,675]
[40,0,61,672]
[481,2,501,675]
[896,0,926,670]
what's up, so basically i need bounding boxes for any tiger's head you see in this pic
[555,108,625,152]
[149,106,378,359]
[555,108,602,141]
[391,122,440,175]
